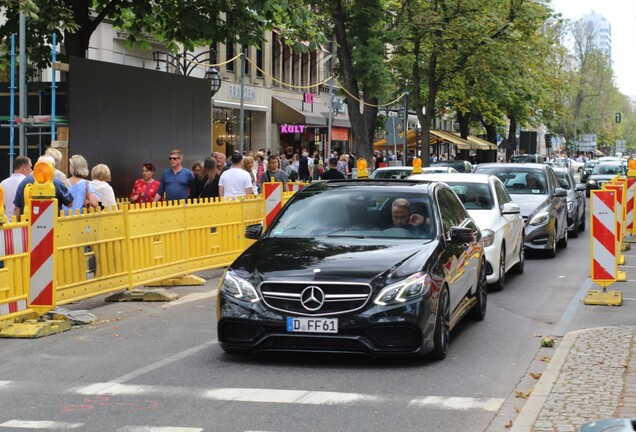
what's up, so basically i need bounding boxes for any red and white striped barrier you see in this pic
[626,178,636,232]
[0,226,28,256]
[264,182,283,227]
[590,190,617,286]
[605,183,625,246]
[287,182,306,193]
[29,199,56,314]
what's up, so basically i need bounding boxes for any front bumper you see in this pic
[523,220,555,251]
[217,292,434,356]
[483,243,501,285]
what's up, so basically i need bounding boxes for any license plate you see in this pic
[286,317,338,333]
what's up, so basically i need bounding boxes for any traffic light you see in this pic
[616,112,622,123]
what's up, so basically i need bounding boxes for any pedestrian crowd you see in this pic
[1,146,357,221]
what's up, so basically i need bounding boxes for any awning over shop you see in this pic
[373,130,494,151]
[272,96,327,126]
[457,134,498,150]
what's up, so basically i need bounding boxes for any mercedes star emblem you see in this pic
[300,286,325,311]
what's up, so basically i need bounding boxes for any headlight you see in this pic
[481,229,495,247]
[219,270,260,303]
[587,179,597,186]
[374,272,431,306]
[567,201,573,211]
[528,210,550,226]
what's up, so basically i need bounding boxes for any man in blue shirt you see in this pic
[13,155,73,220]
[154,149,194,202]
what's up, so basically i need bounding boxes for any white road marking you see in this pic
[204,388,381,405]
[106,339,217,384]
[409,396,504,412]
[0,420,83,429]
[162,291,216,308]
[0,381,11,388]
[117,427,203,432]
[76,383,154,395]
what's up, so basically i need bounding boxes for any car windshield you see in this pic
[555,172,572,189]
[371,168,412,179]
[269,187,435,240]
[510,155,537,163]
[444,182,493,210]
[475,166,547,195]
[592,164,624,175]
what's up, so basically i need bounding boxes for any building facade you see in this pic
[579,11,612,60]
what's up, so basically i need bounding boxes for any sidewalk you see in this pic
[498,326,636,432]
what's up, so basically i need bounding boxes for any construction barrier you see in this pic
[0,221,31,321]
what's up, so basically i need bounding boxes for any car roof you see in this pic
[476,162,547,169]
[372,166,413,171]
[408,173,492,184]
[316,178,434,192]
[552,167,573,174]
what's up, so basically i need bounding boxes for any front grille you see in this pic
[260,281,372,317]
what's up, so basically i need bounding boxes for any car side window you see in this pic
[436,188,467,238]
[494,181,511,209]
[546,169,559,193]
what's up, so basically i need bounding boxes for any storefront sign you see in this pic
[227,85,256,101]
[281,124,306,134]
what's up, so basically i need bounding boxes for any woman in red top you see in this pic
[130,163,161,203]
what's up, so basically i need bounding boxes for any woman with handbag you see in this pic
[63,154,100,215]
[189,156,218,200]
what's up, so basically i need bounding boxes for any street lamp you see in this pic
[152,46,222,96]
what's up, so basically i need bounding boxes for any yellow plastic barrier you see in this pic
[56,206,130,304]
[0,220,32,321]
[126,200,189,287]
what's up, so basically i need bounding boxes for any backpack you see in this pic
[289,170,299,181]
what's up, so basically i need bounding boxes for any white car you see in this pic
[409,173,525,290]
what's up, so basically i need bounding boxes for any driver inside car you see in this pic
[391,198,426,231]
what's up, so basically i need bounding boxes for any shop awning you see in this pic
[373,130,490,151]
[272,96,327,126]
[458,134,498,150]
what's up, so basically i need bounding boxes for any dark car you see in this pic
[580,160,599,183]
[474,163,568,257]
[431,159,474,173]
[217,180,487,360]
[585,162,626,197]
[510,154,545,164]
[553,167,586,237]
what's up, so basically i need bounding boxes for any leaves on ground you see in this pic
[530,372,542,380]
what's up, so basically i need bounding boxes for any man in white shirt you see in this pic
[1,156,32,218]
[218,152,254,198]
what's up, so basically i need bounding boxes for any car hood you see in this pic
[589,175,616,181]
[509,194,550,217]
[466,209,500,231]
[230,237,439,284]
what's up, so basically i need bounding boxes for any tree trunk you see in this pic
[506,114,517,162]
[331,2,377,167]
[62,0,93,59]
[457,110,470,139]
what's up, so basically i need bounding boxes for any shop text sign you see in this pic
[227,85,256,101]
[281,124,307,134]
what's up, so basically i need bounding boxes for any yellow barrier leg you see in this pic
[145,275,205,287]
[0,318,71,338]
[617,270,628,282]
[584,280,623,306]
[618,255,625,265]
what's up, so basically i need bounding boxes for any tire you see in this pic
[430,286,450,361]
[569,223,579,238]
[470,258,487,321]
[490,245,505,291]
[557,224,568,248]
[512,240,525,274]
[546,230,557,258]
[579,208,586,232]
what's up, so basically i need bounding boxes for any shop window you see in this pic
[256,43,263,78]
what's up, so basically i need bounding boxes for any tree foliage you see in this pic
[0,0,323,70]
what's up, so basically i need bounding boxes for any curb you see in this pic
[510,329,583,432]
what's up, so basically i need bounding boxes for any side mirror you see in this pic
[245,223,263,240]
[449,226,476,243]
[501,202,520,215]
[553,187,568,197]
[575,183,587,192]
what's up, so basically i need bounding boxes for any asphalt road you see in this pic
[1,197,632,432]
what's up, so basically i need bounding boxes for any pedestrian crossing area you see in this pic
[0,379,505,430]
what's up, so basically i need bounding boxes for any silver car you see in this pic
[474,163,568,257]
[553,167,586,237]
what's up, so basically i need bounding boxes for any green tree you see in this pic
[0,0,323,70]
[312,0,393,163]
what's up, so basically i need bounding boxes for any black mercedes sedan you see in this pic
[217,180,487,360]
